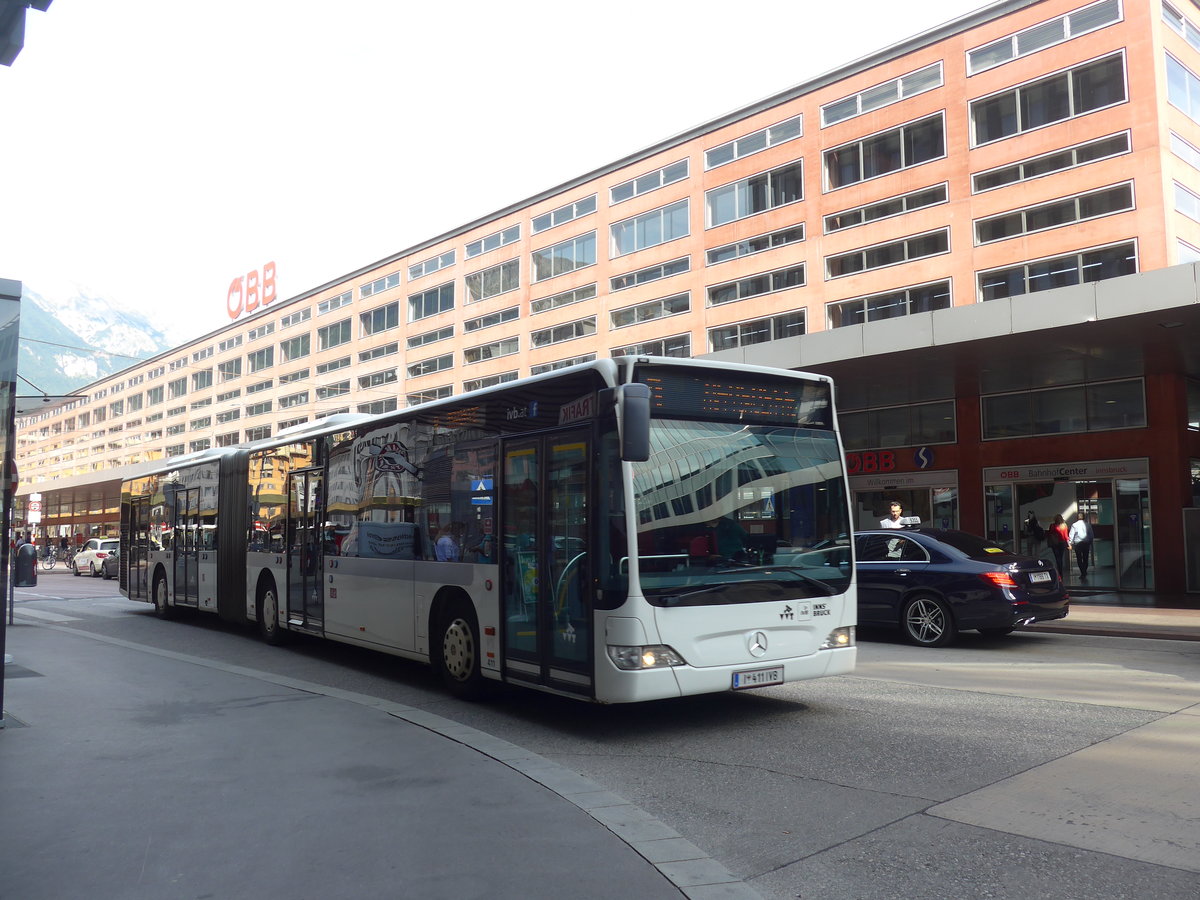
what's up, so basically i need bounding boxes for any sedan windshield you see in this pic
[625,420,851,604]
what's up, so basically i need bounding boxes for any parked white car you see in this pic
[73,538,119,578]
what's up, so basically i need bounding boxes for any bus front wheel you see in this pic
[437,599,485,700]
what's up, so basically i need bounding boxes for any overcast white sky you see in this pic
[0,0,988,344]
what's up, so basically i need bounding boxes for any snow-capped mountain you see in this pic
[17,285,175,398]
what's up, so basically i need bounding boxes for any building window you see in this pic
[192,346,213,362]
[218,359,242,381]
[826,229,949,279]
[611,160,689,204]
[824,184,948,233]
[190,416,212,431]
[611,199,690,257]
[279,368,309,385]
[707,225,805,265]
[279,391,309,409]
[408,282,455,321]
[166,424,185,436]
[189,438,212,453]
[531,283,596,315]
[316,356,350,375]
[167,377,187,400]
[708,312,805,352]
[828,280,952,328]
[277,417,308,431]
[248,322,275,341]
[358,369,397,389]
[1172,131,1200,171]
[532,195,596,234]
[215,431,240,447]
[532,232,596,282]
[708,263,806,306]
[315,382,349,400]
[109,399,124,417]
[359,342,399,362]
[531,353,596,375]
[245,426,271,442]
[968,0,1121,75]
[248,347,274,373]
[280,333,310,362]
[821,62,943,126]
[407,385,452,406]
[973,133,1130,193]
[705,114,803,169]
[531,317,596,348]
[464,336,519,364]
[408,354,453,378]
[611,334,691,358]
[982,378,1145,439]
[465,305,520,333]
[360,301,400,336]
[465,259,520,303]
[147,386,164,405]
[466,224,520,258]
[407,326,454,349]
[280,308,311,328]
[610,293,689,329]
[246,379,273,395]
[165,444,186,457]
[610,256,689,292]
[318,291,352,315]
[357,399,399,415]
[977,241,1137,300]
[706,163,801,228]
[127,393,143,412]
[218,335,243,352]
[824,114,944,190]
[840,400,957,450]
[971,52,1126,145]
[463,372,518,392]
[216,409,240,424]
[408,249,455,281]
[975,183,1134,244]
[317,319,351,350]
[359,271,400,299]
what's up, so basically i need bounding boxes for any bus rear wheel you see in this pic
[257,582,288,646]
[152,574,173,619]
[438,599,485,700]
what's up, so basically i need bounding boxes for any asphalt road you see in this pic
[7,572,1200,900]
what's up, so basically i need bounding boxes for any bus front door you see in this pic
[501,430,593,696]
[287,469,324,632]
[127,494,151,600]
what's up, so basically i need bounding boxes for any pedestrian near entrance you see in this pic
[1047,514,1069,576]
[1070,512,1094,581]
[880,501,905,529]
[1024,512,1044,557]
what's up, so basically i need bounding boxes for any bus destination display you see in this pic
[638,371,831,427]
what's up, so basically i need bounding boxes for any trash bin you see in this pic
[14,541,37,587]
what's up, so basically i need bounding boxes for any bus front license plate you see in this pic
[733,666,784,690]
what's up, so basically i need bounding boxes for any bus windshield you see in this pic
[628,419,850,605]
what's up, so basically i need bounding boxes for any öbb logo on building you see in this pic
[227,262,277,320]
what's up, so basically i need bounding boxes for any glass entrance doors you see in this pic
[287,469,324,630]
[172,486,200,607]
[501,429,592,695]
[984,472,1152,590]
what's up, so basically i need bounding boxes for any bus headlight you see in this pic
[819,626,855,650]
[606,644,686,670]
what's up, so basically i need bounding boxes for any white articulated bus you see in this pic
[120,356,855,703]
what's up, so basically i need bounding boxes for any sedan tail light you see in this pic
[979,571,1017,588]
[95,551,109,559]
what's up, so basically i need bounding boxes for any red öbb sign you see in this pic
[846,450,896,475]
[227,262,277,320]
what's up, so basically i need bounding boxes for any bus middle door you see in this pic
[286,468,325,633]
[501,429,593,696]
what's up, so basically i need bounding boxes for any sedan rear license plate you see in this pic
[1029,571,1051,583]
[733,666,784,690]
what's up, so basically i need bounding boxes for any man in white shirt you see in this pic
[1068,512,1094,580]
[880,501,905,529]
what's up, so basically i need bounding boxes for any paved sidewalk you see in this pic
[1024,597,1200,642]
[0,624,753,900]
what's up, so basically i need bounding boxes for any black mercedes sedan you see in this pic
[854,527,1069,647]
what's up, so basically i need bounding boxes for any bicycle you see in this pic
[39,548,58,571]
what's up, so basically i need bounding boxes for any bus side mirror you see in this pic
[618,383,650,462]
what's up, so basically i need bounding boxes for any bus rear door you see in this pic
[286,469,324,632]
